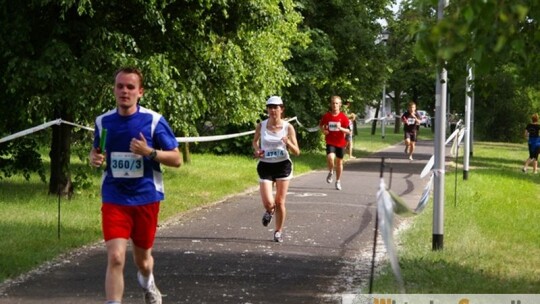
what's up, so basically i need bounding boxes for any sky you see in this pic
[391,0,402,13]
[379,0,402,27]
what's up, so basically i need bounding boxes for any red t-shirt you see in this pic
[320,111,350,148]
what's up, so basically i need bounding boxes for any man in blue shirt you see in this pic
[89,67,181,304]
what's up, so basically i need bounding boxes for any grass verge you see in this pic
[369,141,540,293]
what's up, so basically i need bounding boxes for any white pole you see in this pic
[381,85,386,139]
[433,0,449,251]
[463,65,472,180]
[470,69,475,156]
[380,33,389,139]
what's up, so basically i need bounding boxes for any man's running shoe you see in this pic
[262,211,273,227]
[274,231,283,242]
[137,272,162,304]
[326,171,334,183]
[143,283,162,304]
[335,180,342,190]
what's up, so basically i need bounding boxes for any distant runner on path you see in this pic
[401,101,421,161]
[319,95,351,191]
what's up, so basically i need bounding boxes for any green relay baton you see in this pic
[98,128,107,153]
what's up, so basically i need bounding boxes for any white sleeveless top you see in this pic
[259,119,290,163]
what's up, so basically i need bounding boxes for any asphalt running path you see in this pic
[0,140,437,304]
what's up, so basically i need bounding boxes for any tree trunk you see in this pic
[182,142,191,164]
[49,121,73,198]
[370,99,381,135]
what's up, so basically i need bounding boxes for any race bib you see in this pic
[110,152,144,178]
[264,149,286,160]
[328,121,341,131]
[407,118,415,125]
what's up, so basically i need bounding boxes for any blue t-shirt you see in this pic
[93,106,178,206]
[525,123,540,145]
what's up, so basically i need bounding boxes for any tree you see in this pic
[414,0,540,79]
[411,0,540,141]
[386,2,437,133]
[284,0,393,146]
[0,0,305,195]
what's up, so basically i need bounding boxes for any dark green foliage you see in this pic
[0,138,46,182]
[0,0,306,192]
[286,0,392,108]
[473,66,533,142]
[4,0,539,190]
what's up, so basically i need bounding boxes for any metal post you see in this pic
[433,0,449,251]
[447,87,451,134]
[470,70,475,157]
[463,65,472,180]
[381,85,386,139]
[380,30,389,139]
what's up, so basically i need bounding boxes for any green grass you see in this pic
[0,176,102,281]
[0,124,402,283]
[369,141,540,293]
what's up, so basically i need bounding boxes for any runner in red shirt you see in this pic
[319,95,351,190]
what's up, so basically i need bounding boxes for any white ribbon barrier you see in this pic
[175,130,255,143]
[376,178,406,293]
[175,116,321,143]
[0,117,321,145]
[363,114,401,124]
[420,156,435,179]
[378,121,467,289]
[364,117,384,124]
[0,119,100,144]
[413,173,434,214]
[450,127,466,158]
[58,120,94,132]
[385,172,434,218]
[0,119,62,144]
[292,117,320,132]
[174,117,318,143]
[419,121,465,179]
[376,167,436,292]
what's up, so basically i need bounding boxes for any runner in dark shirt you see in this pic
[522,113,540,173]
[401,101,421,161]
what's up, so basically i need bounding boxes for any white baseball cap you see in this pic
[266,96,283,106]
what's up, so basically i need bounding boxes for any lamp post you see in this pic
[380,30,390,139]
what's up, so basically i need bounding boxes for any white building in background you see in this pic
[361,91,396,124]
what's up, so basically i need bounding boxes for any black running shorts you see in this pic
[257,159,293,182]
[326,144,345,159]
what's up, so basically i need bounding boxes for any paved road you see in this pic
[0,140,437,304]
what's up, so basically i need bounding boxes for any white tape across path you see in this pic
[419,120,465,179]
[376,169,435,293]
[0,116,319,144]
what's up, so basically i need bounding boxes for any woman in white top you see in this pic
[252,96,300,242]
